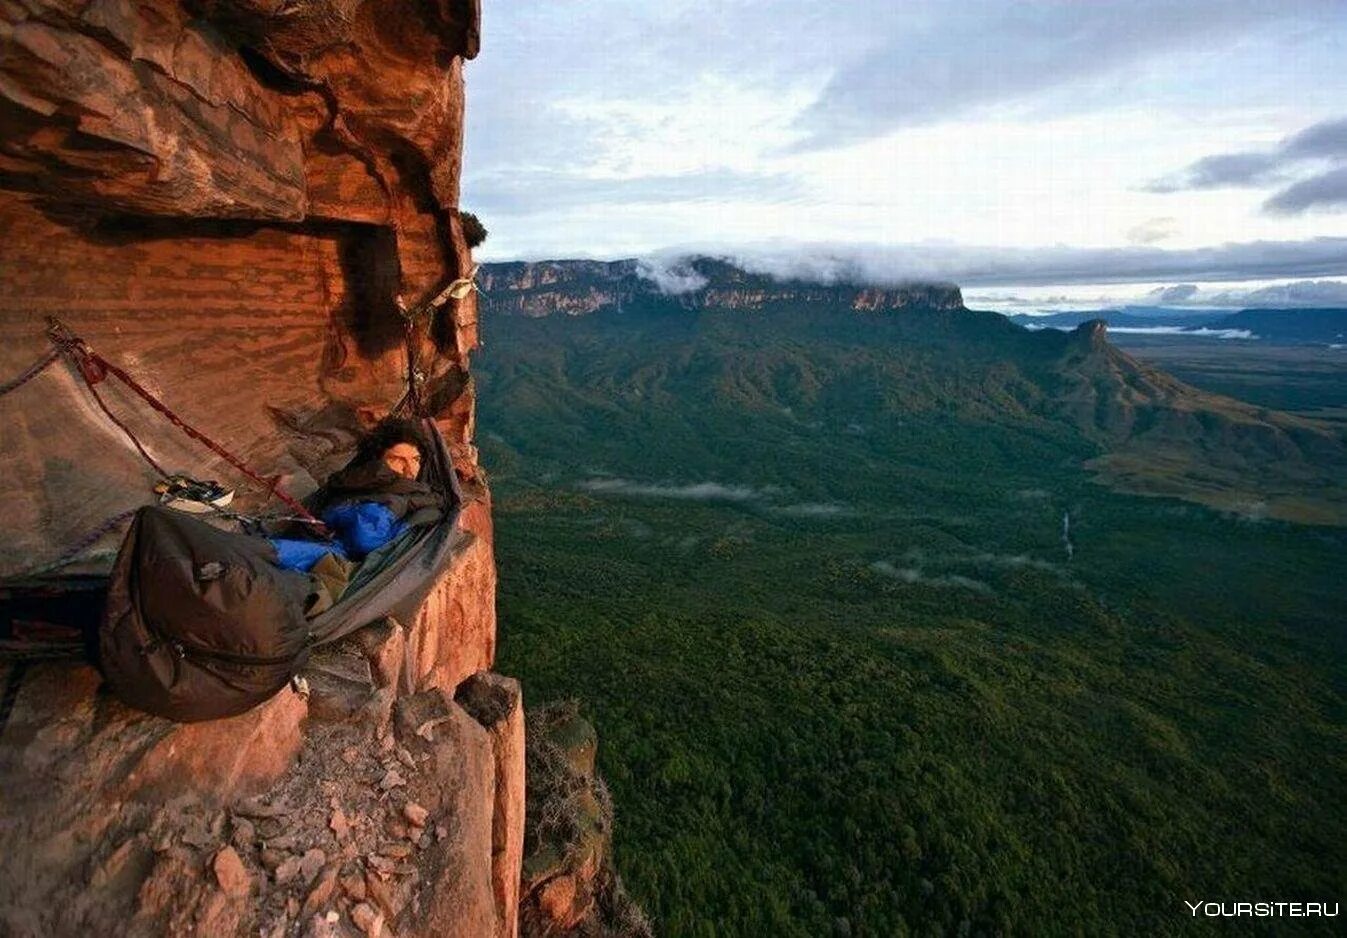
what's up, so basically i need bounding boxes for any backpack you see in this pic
[100,506,313,722]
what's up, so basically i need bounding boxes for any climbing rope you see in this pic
[0,347,61,398]
[13,508,140,580]
[397,296,425,418]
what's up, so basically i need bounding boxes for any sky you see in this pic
[461,1,1347,308]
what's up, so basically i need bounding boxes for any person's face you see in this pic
[382,442,422,480]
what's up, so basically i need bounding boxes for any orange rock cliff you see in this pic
[0,1,523,935]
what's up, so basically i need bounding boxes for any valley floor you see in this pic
[480,312,1347,936]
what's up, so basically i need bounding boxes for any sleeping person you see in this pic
[268,418,444,589]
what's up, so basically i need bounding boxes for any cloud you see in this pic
[1147,115,1347,214]
[635,259,708,295]
[1181,279,1347,307]
[577,477,858,519]
[1143,153,1284,192]
[870,561,992,594]
[785,1,1328,152]
[578,478,763,501]
[675,236,1347,287]
[1104,326,1256,339]
[462,3,1347,263]
[773,502,856,518]
[1126,217,1180,245]
[1263,165,1347,214]
[980,276,1347,309]
[468,167,806,218]
[1282,116,1347,159]
[976,278,1347,310]
[1146,283,1200,302]
[969,552,1062,573]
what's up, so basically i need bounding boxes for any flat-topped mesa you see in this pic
[479,256,965,317]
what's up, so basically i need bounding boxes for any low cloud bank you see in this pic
[579,477,858,520]
[1022,323,1257,340]
[1152,280,1347,308]
[773,502,856,518]
[972,279,1347,312]
[634,258,709,295]
[870,560,992,594]
[579,478,763,502]
[643,238,1347,289]
[1109,326,1255,339]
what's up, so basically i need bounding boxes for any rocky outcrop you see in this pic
[0,491,515,936]
[1047,319,1347,523]
[0,2,526,935]
[0,625,525,937]
[407,519,499,695]
[456,673,527,938]
[519,702,651,938]
[479,256,964,318]
[0,0,484,575]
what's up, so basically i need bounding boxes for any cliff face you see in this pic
[0,0,484,575]
[0,3,522,936]
[479,256,965,317]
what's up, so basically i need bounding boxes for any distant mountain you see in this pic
[1005,307,1227,330]
[1208,308,1347,345]
[1005,306,1347,345]
[479,257,964,317]
[478,258,1347,523]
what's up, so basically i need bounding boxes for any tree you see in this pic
[460,211,488,249]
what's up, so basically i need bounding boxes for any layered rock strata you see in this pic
[0,0,485,573]
[0,2,521,935]
[479,257,964,318]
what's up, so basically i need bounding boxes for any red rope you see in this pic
[81,370,170,478]
[46,319,323,528]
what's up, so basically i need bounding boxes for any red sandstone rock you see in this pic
[0,0,485,575]
[303,649,378,724]
[351,901,384,937]
[300,863,341,920]
[406,526,498,694]
[347,619,407,691]
[0,3,520,936]
[120,687,309,802]
[393,689,498,937]
[213,845,252,899]
[536,874,581,929]
[456,671,527,938]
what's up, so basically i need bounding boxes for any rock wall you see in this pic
[0,637,524,937]
[0,0,484,574]
[0,2,522,935]
[479,256,965,318]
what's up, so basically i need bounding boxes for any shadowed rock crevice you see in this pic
[335,222,405,358]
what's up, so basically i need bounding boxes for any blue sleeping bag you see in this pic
[269,501,408,572]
